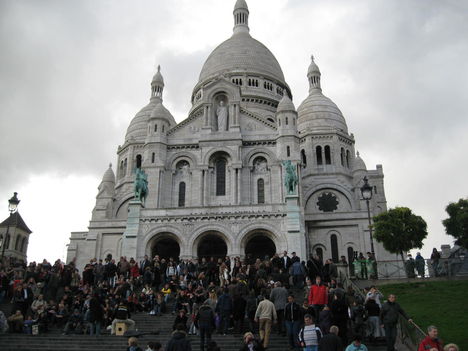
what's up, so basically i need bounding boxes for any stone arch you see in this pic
[115,195,134,219]
[312,243,327,262]
[188,225,234,258]
[166,151,198,170]
[202,147,236,165]
[243,148,278,167]
[143,226,184,255]
[236,223,287,256]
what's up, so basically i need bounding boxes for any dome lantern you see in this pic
[233,0,249,34]
[151,65,164,101]
[307,55,321,92]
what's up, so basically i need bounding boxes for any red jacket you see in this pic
[418,336,443,351]
[308,284,328,305]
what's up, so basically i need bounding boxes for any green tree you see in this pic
[442,198,468,248]
[373,207,428,261]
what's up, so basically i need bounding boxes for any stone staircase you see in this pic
[0,300,289,351]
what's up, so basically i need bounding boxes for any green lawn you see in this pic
[378,280,468,350]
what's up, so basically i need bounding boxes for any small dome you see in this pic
[277,94,296,113]
[297,90,348,133]
[150,102,175,123]
[353,152,367,171]
[125,101,157,142]
[234,0,248,11]
[102,163,115,183]
[308,55,320,76]
[197,32,286,87]
[152,65,164,86]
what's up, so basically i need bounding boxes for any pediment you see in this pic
[240,108,277,133]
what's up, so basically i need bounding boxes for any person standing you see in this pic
[269,281,288,335]
[415,252,425,278]
[166,323,192,351]
[284,294,302,350]
[298,314,322,351]
[318,325,342,351]
[308,276,328,322]
[196,302,215,351]
[215,288,233,335]
[430,248,441,277]
[254,295,277,349]
[418,325,443,351]
[380,294,412,351]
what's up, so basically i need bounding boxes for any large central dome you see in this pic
[196,0,287,90]
[198,31,286,85]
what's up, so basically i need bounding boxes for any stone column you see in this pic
[121,200,143,259]
[285,194,307,260]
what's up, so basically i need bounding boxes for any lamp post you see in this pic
[0,192,20,264]
[360,178,375,258]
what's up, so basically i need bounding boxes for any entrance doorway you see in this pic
[197,234,227,259]
[152,237,180,261]
[245,235,276,263]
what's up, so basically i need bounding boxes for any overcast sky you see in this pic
[1,0,467,263]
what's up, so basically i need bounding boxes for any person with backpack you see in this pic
[298,314,322,351]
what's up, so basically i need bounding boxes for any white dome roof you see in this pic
[198,32,286,86]
[297,90,348,133]
[150,102,175,122]
[277,94,296,113]
[102,163,115,183]
[353,152,367,172]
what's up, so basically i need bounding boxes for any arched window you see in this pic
[4,234,10,250]
[286,146,291,157]
[316,146,323,165]
[278,118,281,126]
[136,154,142,169]
[178,182,186,207]
[152,152,155,163]
[154,124,158,132]
[340,148,345,166]
[120,160,124,178]
[331,234,339,263]
[325,145,331,164]
[301,149,307,167]
[124,159,127,176]
[285,117,289,125]
[14,236,21,251]
[316,247,323,263]
[257,178,265,204]
[21,237,27,253]
[216,159,226,196]
[346,150,350,168]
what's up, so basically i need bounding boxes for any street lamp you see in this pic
[0,192,20,264]
[360,178,375,258]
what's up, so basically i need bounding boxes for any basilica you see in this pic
[67,0,391,270]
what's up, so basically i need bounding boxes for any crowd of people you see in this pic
[0,251,459,351]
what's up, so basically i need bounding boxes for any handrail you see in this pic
[339,270,427,351]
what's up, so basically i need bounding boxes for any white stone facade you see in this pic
[67,0,392,270]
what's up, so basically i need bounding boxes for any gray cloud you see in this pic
[1,0,467,260]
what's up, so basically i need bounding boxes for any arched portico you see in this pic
[238,227,283,262]
[147,232,182,261]
[191,230,231,259]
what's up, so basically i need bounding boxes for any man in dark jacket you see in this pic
[166,323,192,351]
[380,294,412,351]
[318,325,342,351]
[215,288,233,335]
[284,294,302,350]
[196,302,215,351]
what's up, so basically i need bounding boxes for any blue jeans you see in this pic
[285,320,301,348]
[303,346,318,351]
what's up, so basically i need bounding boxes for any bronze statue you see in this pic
[283,160,298,195]
[134,168,148,203]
